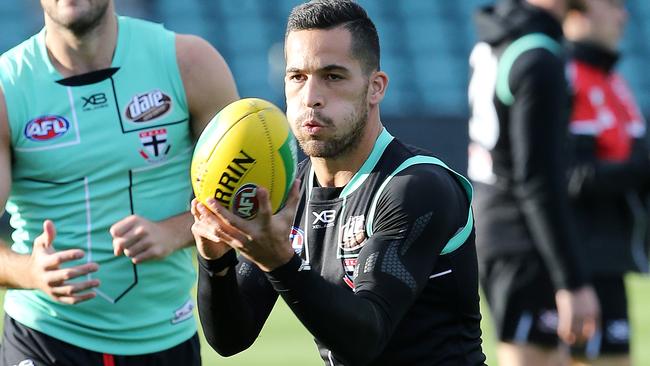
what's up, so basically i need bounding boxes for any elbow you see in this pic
[325,299,393,365]
[335,344,384,366]
[203,331,255,357]
[199,313,258,357]
[327,327,386,365]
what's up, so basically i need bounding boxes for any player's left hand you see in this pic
[110,215,184,264]
[195,180,300,272]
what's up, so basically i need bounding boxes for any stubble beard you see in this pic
[45,1,110,37]
[297,100,369,159]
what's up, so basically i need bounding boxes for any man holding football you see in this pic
[191,1,486,365]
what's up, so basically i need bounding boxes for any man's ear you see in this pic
[368,70,389,105]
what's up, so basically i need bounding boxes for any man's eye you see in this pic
[327,74,343,80]
[288,74,306,82]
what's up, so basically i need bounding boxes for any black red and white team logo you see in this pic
[24,115,70,141]
[139,128,170,163]
[343,257,357,274]
[342,257,358,290]
[232,183,259,219]
[338,215,367,251]
[290,226,304,255]
[126,89,172,122]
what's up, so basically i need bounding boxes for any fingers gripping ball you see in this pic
[191,98,298,219]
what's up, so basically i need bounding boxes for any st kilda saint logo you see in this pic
[139,128,170,163]
[126,89,172,122]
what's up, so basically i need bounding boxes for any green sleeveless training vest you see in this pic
[0,16,196,354]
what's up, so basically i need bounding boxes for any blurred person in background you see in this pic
[191,0,486,365]
[0,0,238,365]
[564,0,649,365]
[468,0,600,365]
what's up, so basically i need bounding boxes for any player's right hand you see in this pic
[195,181,300,273]
[190,199,232,261]
[28,220,100,304]
[555,285,600,345]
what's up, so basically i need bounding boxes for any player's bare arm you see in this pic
[110,212,195,264]
[111,35,240,263]
[176,33,239,139]
[0,88,99,304]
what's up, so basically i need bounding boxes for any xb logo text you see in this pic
[312,210,336,225]
[82,93,107,107]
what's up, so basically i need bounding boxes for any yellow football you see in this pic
[191,98,298,219]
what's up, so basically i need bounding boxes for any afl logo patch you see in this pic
[24,115,70,141]
[126,89,172,122]
[232,183,259,219]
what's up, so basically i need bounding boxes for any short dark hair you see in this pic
[568,0,587,11]
[286,0,380,74]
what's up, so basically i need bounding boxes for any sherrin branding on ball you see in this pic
[191,98,298,219]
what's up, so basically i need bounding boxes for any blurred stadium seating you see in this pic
[2,0,647,120]
[0,0,647,174]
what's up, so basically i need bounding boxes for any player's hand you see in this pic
[191,198,232,260]
[555,285,600,345]
[28,220,100,304]
[110,215,183,263]
[196,181,300,272]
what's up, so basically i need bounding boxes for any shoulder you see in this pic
[174,34,238,132]
[378,157,469,213]
[0,32,40,83]
[389,163,464,196]
[497,33,563,79]
[370,159,470,237]
[509,44,564,83]
[175,34,229,76]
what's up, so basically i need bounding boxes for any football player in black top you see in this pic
[191,1,486,365]
[564,0,646,364]
[468,0,599,365]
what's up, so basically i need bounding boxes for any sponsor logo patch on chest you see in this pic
[82,92,109,111]
[312,209,336,229]
[338,214,367,251]
[126,89,172,122]
[24,115,70,141]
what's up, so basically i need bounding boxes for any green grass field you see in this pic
[0,274,649,365]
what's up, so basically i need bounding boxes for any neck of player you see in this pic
[311,111,383,188]
[44,10,117,77]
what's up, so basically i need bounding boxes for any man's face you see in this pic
[41,0,111,35]
[586,0,627,50]
[284,27,371,159]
